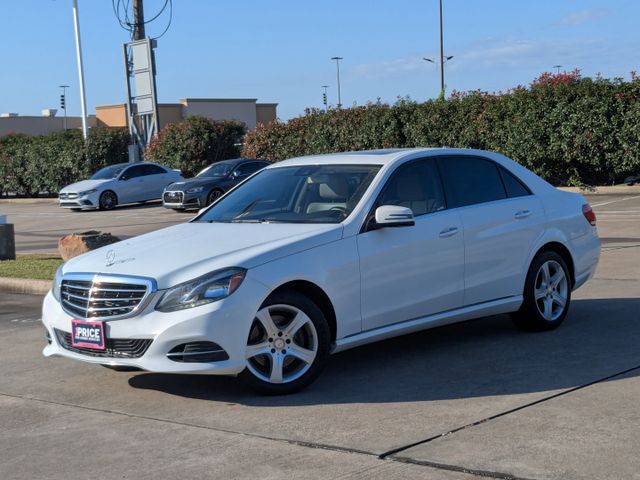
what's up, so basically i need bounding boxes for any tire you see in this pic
[511,251,571,331]
[207,189,223,205]
[99,190,118,210]
[239,290,331,395]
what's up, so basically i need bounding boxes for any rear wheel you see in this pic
[239,291,330,395]
[99,191,118,210]
[512,251,571,331]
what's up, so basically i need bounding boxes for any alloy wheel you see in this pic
[245,304,319,384]
[534,260,568,321]
[208,190,222,205]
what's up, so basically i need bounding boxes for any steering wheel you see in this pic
[329,206,347,212]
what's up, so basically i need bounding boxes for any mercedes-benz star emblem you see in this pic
[105,250,116,267]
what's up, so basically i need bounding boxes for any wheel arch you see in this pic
[268,280,337,343]
[532,241,576,288]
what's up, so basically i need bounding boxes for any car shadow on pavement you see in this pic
[128,297,640,405]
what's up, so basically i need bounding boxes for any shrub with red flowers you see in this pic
[243,72,640,186]
[145,116,246,177]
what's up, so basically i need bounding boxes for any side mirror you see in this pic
[120,176,128,181]
[373,205,415,228]
[231,171,241,179]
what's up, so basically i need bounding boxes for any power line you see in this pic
[152,0,172,39]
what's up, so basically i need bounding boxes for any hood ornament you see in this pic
[105,250,116,267]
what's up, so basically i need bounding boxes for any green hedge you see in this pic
[0,128,130,197]
[242,72,640,186]
[145,116,247,177]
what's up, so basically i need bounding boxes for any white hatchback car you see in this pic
[42,148,600,394]
[59,162,183,210]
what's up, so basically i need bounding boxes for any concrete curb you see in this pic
[0,277,51,296]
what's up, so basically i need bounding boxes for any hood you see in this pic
[167,177,223,191]
[60,179,111,193]
[63,222,343,288]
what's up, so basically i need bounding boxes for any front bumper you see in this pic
[59,191,99,209]
[41,275,271,375]
[162,190,206,210]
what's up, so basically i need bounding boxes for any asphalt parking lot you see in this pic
[0,194,639,479]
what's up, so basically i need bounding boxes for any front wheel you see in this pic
[239,291,331,395]
[207,189,223,205]
[511,251,571,331]
[99,191,118,210]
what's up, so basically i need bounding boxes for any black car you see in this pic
[162,158,270,210]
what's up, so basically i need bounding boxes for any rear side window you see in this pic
[237,162,265,176]
[499,166,531,198]
[141,164,167,176]
[438,156,507,208]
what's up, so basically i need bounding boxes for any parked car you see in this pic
[59,162,183,211]
[43,148,600,394]
[162,158,270,210]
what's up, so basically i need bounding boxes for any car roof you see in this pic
[208,158,268,167]
[270,147,506,168]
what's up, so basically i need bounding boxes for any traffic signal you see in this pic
[322,93,327,105]
[60,94,66,110]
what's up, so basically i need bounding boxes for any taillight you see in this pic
[582,204,596,226]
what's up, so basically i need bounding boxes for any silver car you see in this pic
[59,162,184,211]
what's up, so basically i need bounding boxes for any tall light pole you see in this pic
[59,85,69,130]
[438,0,446,98]
[72,0,88,139]
[331,57,343,108]
[553,64,562,74]
[321,85,329,111]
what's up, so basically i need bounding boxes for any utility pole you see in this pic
[72,0,88,139]
[438,0,445,98]
[133,0,146,40]
[553,65,562,75]
[59,85,69,130]
[331,57,343,108]
[321,85,329,111]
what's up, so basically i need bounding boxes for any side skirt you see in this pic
[332,296,523,354]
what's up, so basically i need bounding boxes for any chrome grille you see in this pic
[59,192,78,200]
[163,191,184,203]
[60,274,156,320]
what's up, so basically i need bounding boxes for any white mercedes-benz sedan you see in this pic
[58,162,183,211]
[42,148,600,394]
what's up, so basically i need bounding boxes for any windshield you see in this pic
[197,163,233,178]
[91,165,125,180]
[196,164,381,224]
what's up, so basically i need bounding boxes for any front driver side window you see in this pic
[379,159,446,216]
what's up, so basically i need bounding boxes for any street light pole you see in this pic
[553,65,562,74]
[59,85,69,130]
[439,0,445,97]
[331,57,343,108]
[72,0,88,140]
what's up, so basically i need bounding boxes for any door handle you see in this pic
[439,227,459,238]
[514,210,532,219]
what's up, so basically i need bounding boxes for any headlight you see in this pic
[186,186,204,194]
[155,268,246,312]
[52,265,64,302]
[79,189,97,196]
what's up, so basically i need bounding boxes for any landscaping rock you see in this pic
[58,231,121,261]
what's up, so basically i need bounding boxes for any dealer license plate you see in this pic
[70,319,105,350]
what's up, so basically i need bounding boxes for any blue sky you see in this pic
[1,0,639,121]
